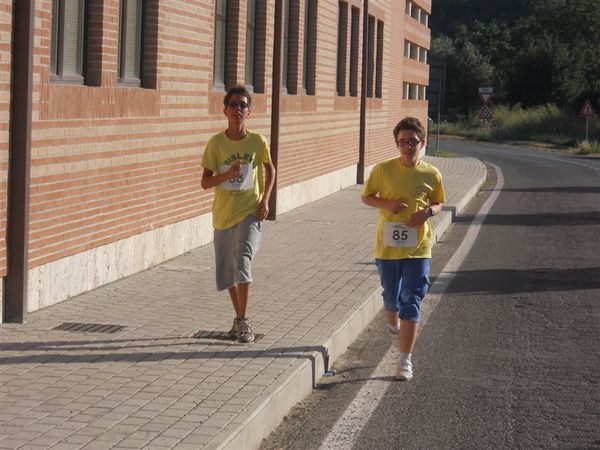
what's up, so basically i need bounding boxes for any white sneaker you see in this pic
[395,358,413,381]
[387,323,400,334]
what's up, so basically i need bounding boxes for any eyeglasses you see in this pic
[396,139,422,148]
[226,101,249,110]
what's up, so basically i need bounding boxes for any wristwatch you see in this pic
[428,207,435,217]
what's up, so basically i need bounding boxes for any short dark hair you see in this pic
[224,85,252,107]
[393,117,426,142]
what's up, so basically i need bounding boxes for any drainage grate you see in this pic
[52,322,125,333]
[192,330,264,342]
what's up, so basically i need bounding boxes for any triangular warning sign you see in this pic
[579,100,596,117]
[479,105,493,119]
[480,93,492,105]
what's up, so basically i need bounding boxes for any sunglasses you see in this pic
[396,139,422,148]
[226,101,249,110]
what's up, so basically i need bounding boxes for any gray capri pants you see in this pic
[213,213,262,291]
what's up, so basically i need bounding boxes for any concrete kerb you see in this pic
[432,166,488,243]
[216,160,488,450]
[214,288,384,450]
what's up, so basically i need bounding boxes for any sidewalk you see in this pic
[0,156,487,450]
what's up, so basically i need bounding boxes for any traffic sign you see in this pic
[579,99,596,117]
[480,93,493,105]
[479,105,493,119]
[478,87,494,94]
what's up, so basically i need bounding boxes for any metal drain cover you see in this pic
[53,323,125,333]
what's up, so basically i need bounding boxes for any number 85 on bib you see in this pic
[383,222,418,248]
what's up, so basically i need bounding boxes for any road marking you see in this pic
[319,164,505,450]
[537,155,600,171]
[514,150,599,171]
[479,144,600,172]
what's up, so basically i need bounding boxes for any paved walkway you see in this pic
[0,156,487,450]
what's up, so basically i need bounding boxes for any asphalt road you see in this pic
[260,140,600,450]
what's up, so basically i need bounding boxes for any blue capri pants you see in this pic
[375,258,431,322]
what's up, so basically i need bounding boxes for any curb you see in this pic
[215,288,383,450]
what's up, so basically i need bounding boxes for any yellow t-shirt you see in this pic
[362,158,445,259]
[201,130,271,230]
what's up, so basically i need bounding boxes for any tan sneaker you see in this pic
[237,318,255,343]
[227,318,240,339]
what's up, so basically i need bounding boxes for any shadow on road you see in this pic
[500,186,600,194]
[441,267,600,295]
[454,211,600,226]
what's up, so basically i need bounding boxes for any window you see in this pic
[255,2,267,93]
[406,1,429,27]
[302,0,317,95]
[246,0,267,93]
[214,0,228,90]
[403,82,425,100]
[245,0,256,89]
[282,0,290,92]
[366,15,375,98]
[119,0,144,87]
[405,40,428,63]
[410,42,418,59]
[411,4,419,20]
[349,6,359,97]
[287,0,301,94]
[410,83,417,99]
[51,0,86,84]
[336,2,348,96]
[375,20,383,98]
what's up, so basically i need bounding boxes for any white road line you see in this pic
[479,144,600,171]
[515,151,599,171]
[535,155,600,171]
[319,164,505,450]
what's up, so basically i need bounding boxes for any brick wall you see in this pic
[4,0,430,313]
[29,0,216,269]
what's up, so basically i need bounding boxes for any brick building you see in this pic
[1,0,431,322]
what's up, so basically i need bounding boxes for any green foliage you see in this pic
[437,104,600,146]
[431,0,600,114]
[577,140,600,155]
[431,36,493,116]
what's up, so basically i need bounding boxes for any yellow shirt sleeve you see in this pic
[201,137,218,173]
[362,165,381,197]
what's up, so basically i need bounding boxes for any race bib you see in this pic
[220,163,253,191]
[383,222,418,248]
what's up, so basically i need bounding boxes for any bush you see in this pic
[577,140,600,154]
[439,103,600,146]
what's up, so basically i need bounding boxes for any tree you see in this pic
[431,36,493,115]
[431,0,600,113]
